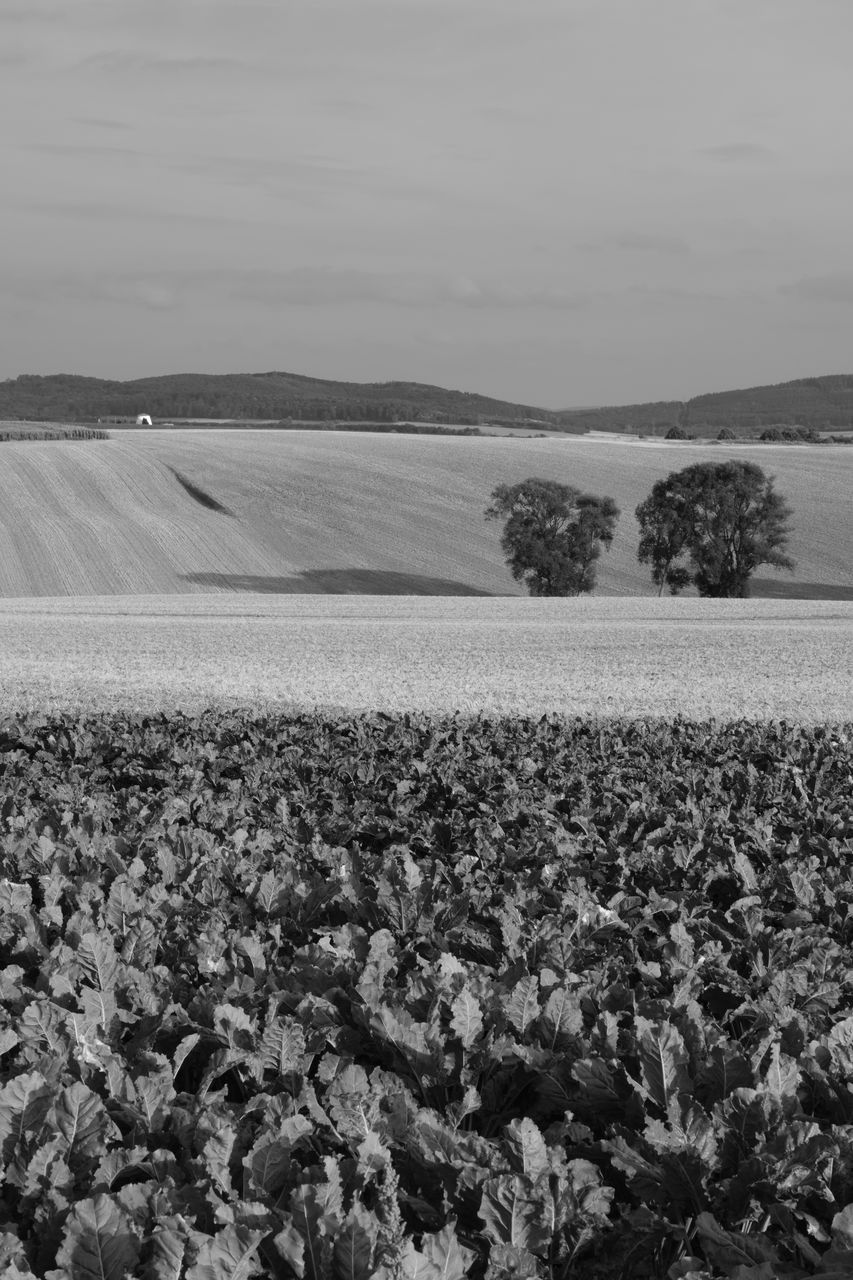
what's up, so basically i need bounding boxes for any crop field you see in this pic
[0,594,850,721]
[1,710,852,1278]
[0,429,851,598]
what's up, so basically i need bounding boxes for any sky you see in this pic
[2,0,853,409]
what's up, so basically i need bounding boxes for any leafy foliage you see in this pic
[635,460,795,596]
[485,478,619,595]
[0,710,852,1277]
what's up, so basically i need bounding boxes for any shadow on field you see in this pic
[751,578,853,601]
[181,570,494,596]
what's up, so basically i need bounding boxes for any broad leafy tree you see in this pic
[635,460,794,597]
[485,478,619,596]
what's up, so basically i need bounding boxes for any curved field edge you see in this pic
[0,710,852,1277]
[0,431,852,597]
[0,594,850,722]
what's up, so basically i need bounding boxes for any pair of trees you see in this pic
[486,461,793,598]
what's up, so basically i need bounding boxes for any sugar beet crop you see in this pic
[1,711,852,1277]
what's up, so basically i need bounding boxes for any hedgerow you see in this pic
[0,712,852,1278]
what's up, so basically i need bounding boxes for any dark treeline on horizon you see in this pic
[2,370,853,434]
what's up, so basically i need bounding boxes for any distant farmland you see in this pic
[0,428,851,598]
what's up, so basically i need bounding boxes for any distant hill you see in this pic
[4,369,853,435]
[0,372,556,427]
[556,374,853,434]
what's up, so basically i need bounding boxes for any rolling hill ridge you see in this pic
[0,372,552,427]
[555,374,853,434]
[3,371,853,433]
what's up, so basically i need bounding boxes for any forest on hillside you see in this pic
[3,370,853,433]
[0,372,554,426]
[556,374,853,433]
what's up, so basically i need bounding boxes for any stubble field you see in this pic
[1,593,850,721]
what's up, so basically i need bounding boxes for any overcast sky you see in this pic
[2,0,852,408]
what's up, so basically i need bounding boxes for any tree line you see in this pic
[485,462,794,597]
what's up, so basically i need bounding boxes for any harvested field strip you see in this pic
[0,594,850,721]
[0,441,290,595]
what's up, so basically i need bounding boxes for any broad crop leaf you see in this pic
[826,1016,853,1079]
[762,1043,800,1109]
[357,1130,391,1178]
[571,1057,622,1109]
[52,1082,120,1163]
[257,1018,305,1077]
[504,1118,549,1182]
[16,998,68,1059]
[53,1194,140,1280]
[0,1071,53,1164]
[504,976,540,1037]
[356,930,398,1009]
[696,1044,753,1104]
[332,1203,377,1280]
[243,1118,312,1199]
[213,1004,254,1050]
[290,1160,345,1279]
[540,987,583,1047]
[77,932,121,993]
[185,1224,266,1280]
[134,1070,175,1131]
[450,986,483,1049]
[0,1028,19,1057]
[419,1222,475,1280]
[695,1212,778,1271]
[271,1222,305,1277]
[148,1217,192,1280]
[22,1137,74,1210]
[78,986,118,1034]
[479,1174,551,1255]
[201,1115,238,1196]
[635,1018,691,1112]
[832,1204,853,1249]
[483,1243,540,1279]
[602,1135,664,1201]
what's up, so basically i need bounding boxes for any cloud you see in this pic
[584,232,691,255]
[23,141,143,160]
[7,274,179,311]
[74,117,135,131]
[0,4,58,21]
[626,285,730,302]
[780,274,853,304]
[73,49,263,77]
[11,267,590,313]
[699,142,776,163]
[193,268,590,311]
[17,198,250,228]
